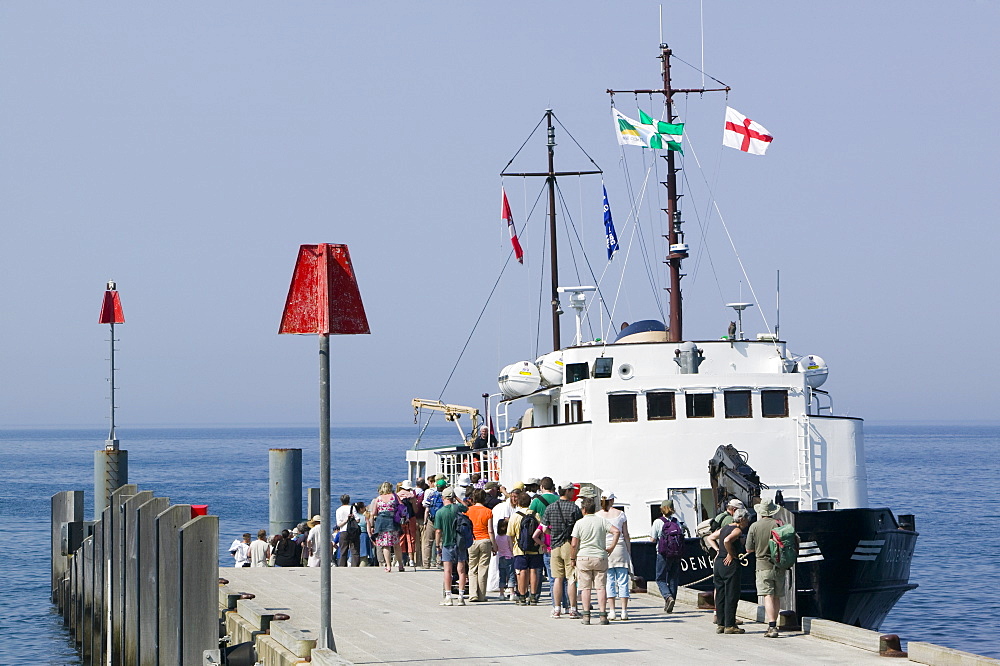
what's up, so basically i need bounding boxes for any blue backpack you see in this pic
[428,491,445,520]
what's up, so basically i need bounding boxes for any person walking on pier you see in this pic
[372,482,405,572]
[230,533,252,567]
[306,515,327,567]
[706,508,750,634]
[422,476,446,568]
[249,529,271,567]
[508,491,544,605]
[336,494,362,567]
[397,481,419,569]
[597,491,632,621]
[273,529,300,567]
[435,487,469,606]
[651,499,685,612]
[466,488,496,602]
[538,481,583,618]
[571,496,620,625]
[747,498,785,638]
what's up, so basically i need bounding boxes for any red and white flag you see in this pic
[501,187,524,264]
[723,107,773,155]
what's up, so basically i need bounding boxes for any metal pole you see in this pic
[318,334,335,651]
[662,45,683,342]
[108,322,117,446]
[546,109,561,352]
[269,449,303,535]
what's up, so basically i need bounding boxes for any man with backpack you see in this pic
[336,494,362,567]
[506,491,544,605]
[422,476,447,569]
[746,498,788,637]
[650,499,685,612]
[434,487,470,606]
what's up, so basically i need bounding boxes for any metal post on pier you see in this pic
[269,448,304,535]
[96,281,128,519]
[279,243,370,652]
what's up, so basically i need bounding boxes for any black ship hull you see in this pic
[632,507,917,631]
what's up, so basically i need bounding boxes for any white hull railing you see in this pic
[435,447,502,485]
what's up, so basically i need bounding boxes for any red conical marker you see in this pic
[99,282,125,324]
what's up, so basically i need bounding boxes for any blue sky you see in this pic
[3,2,998,427]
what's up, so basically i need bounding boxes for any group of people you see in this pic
[229,473,790,637]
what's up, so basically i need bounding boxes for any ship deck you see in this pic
[220,566,890,665]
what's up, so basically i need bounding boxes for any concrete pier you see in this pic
[217,567,917,665]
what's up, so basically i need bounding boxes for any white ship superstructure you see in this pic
[408,322,866,539]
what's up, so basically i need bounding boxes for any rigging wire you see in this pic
[413,179,549,447]
[501,115,548,173]
[683,131,780,354]
[551,112,602,172]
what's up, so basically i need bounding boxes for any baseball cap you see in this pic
[441,487,456,499]
[436,478,448,490]
[728,499,745,509]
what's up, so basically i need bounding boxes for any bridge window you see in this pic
[761,390,789,418]
[566,362,589,384]
[593,357,614,378]
[685,393,714,418]
[608,394,637,422]
[724,390,752,418]
[646,391,676,420]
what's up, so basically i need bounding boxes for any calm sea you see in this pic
[0,424,996,663]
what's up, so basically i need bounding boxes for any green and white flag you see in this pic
[612,108,683,152]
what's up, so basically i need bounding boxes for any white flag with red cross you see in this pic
[723,107,773,155]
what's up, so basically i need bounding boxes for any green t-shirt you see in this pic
[434,503,466,547]
[528,492,559,516]
[571,514,611,560]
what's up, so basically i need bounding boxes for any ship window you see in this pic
[565,362,589,384]
[564,399,583,423]
[817,500,835,511]
[608,394,637,422]
[761,390,789,418]
[724,390,752,418]
[646,391,676,420]
[593,357,614,378]
[782,500,799,512]
[685,393,714,418]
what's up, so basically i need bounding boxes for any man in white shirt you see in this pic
[230,533,252,567]
[335,494,360,567]
[248,529,271,567]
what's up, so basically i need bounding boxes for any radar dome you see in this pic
[498,361,542,399]
[797,355,829,388]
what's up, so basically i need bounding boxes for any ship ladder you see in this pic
[796,415,813,510]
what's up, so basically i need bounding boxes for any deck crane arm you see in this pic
[411,398,481,445]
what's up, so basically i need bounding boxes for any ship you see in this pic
[405,43,917,630]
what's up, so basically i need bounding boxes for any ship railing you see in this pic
[434,447,502,485]
[808,388,833,416]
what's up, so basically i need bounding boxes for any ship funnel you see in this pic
[674,341,704,374]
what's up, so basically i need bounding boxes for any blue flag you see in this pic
[603,186,619,261]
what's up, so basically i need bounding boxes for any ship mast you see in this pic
[502,109,602,352]
[608,44,729,342]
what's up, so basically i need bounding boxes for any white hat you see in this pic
[601,490,616,500]
[727,499,745,509]
[400,480,413,490]
[525,477,541,486]
[560,481,576,492]
[457,473,472,487]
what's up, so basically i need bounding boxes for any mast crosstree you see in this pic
[501,109,602,352]
[608,44,729,342]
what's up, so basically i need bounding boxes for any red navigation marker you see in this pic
[279,244,370,335]
[99,282,125,324]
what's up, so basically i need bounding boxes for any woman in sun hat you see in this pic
[597,490,632,621]
[371,481,405,572]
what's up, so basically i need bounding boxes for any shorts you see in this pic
[513,553,544,571]
[606,566,630,598]
[756,567,786,596]
[576,556,608,590]
[550,542,575,579]
[441,545,468,563]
